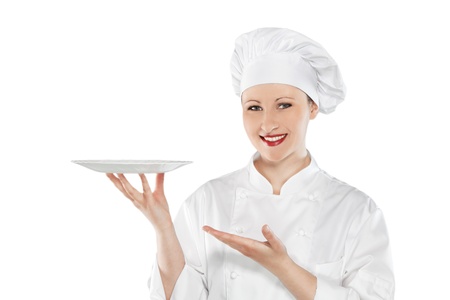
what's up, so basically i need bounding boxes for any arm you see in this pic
[107,173,184,299]
[316,209,394,299]
[203,224,317,300]
[204,209,395,300]
[155,224,185,299]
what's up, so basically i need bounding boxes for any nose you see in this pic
[260,110,279,133]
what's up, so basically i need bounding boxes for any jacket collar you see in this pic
[247,151,321,196]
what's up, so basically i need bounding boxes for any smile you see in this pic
[260,134,287,146]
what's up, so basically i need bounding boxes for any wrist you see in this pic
[270,255,296,277]
[154,222,176,238]
[274,258,317,300]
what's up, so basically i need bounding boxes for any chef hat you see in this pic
[230,28,346,114]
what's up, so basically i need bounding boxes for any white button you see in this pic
[297,229,306,236]
[230,271,238,279]
[239,192,247,200]
[308,194,316,201]
[235,226,244,234]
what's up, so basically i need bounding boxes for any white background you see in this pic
[1,0,449,299]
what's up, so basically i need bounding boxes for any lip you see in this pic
[260,134,287,147]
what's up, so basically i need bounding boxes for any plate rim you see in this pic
[71,159,192,164]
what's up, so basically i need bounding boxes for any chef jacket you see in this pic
[148,153,395,299]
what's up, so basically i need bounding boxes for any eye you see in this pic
[248,105,263,111]
[278,103,292,109]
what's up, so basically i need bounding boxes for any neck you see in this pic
[254,150,311,195]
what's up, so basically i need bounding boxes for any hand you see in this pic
[204,224,317,299]
[106,173,172,233]
[203,224,290,274]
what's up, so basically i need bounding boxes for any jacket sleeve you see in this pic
[148,189,208,299]
[314,208,395,300]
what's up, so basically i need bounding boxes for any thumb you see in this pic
[262,225,284,251]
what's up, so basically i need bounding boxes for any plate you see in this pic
[72,160,192,174]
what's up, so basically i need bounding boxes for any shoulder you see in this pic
[198,166,248,194]
[184,167,247,206]
[317,168,378,215]
[315,169,384,240]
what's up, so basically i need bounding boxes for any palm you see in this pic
[106,173,172,231]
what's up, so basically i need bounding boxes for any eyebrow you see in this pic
[243,97,294,104]
[243,99,261,104]
[276,96,294,101]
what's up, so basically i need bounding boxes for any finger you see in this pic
[204,226,251,246]
[202,225,214,234]
[154,173,165,195]
[117,173,142,199]
[139,173,152,194]
[262,225,284,252]
[203,226,236,244]
[106,173,134,201]
[203,226,258,255]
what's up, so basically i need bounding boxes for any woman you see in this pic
[107,28,395,299]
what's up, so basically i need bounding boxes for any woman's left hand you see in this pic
[202,224,290,274]
[203,224,317,299]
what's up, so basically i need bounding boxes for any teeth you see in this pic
[263,134,286,142]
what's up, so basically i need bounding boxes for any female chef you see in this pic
[107,28,395,299]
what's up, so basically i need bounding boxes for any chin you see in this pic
[258,150,289,163]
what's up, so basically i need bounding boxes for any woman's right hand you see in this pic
[106,173,172,233]
[107,173,185,298]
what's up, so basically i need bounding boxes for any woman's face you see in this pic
[241,83,318,163]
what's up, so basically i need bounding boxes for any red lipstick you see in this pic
[260,134,287,147]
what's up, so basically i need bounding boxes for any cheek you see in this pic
[296,119,310,138]
[242,113,258,135]
[287,112,310,137]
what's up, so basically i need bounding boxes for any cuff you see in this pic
[148,263,207,300]
[314,277,350,300]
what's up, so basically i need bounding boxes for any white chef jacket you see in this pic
[148,153,395,299]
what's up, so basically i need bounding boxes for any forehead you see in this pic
[241,83,306,101]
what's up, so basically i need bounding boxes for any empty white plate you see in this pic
[72,160,192,174]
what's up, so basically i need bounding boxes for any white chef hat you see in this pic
[230,28,346,114]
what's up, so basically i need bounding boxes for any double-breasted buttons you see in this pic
[296,229,306,237]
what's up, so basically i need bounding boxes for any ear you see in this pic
[309,100,319,120]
